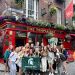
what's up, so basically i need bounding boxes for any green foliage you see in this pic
[54,24,65,30]
[49,6,57,16]
[45,33,54,39]
[5,40,9,46]
[1,16,75,31]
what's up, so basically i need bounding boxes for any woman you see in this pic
[4,44,14,74]
[60,45,68,74]
[15,46,23,75]
[34,42,40,53]
[8,47,18,75]
[47,46,55,75]
[41,46,48,74]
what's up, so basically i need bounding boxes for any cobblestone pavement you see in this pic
[0,62,75,75]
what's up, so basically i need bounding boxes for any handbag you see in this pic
[60,53,66,61]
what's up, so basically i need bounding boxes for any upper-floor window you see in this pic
[23,0,38,19]
[57,8,62,25]
[73,0,75,4]
[72,5,75,26]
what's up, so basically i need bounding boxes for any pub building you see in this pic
[0,16,74,61]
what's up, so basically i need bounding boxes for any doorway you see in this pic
[15,37,26,47]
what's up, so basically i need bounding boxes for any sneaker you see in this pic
[49,72,51,75]
[63,70,67,73]
[54,70,58,73]
[51,73,54,75]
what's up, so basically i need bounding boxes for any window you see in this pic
[23,0,38,19]
[74,5,75,11]
[28,0,34,18]
[72,5,75,26]
[71,37,75,49]
[28,33,43,45]
[73,19,75,26]
[73,0,75,4]
[57,8,62,24]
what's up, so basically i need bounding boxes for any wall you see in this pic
[3,29,15,53]
[38,0,65,24]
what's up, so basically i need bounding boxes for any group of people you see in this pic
[4,41,68,75]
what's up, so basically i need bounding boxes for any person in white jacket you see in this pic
[8,48,18,75]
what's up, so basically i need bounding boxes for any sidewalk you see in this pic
[0,63,5,71]
[0,63,9,75]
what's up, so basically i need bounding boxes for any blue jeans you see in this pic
[8,61,16,75]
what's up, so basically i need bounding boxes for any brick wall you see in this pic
[0,0,65,25]
[38,0,65,24]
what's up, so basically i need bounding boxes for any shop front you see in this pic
[0,21,68,55]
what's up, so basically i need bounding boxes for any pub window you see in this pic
[28,33,43,45]
[16,31,26,37]
[57,38,62,46]
[16,25,27,30]
[29,33,36,45]
[6,24,12,28]
[71,37,75,49]
[72,5,75,27]
[37,34,43,45]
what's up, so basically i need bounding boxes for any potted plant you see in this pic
[54,24,65,30]
[45,33,54,39]
[49,6,57,16]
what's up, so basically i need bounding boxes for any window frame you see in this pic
[24,0,38,19]
[57,8,62,25]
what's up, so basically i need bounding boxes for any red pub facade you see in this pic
[0,20,74,61]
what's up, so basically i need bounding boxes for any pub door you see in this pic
[15,37,26,47]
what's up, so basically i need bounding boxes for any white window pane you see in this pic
[57,8,62,24]
[28,15,34,18]
[28,10,34,15]
[25,0,38,19]
[73,21,75,26]
[28,0,34,10]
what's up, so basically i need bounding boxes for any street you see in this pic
[67,62,75,75]
[0,62,75,75]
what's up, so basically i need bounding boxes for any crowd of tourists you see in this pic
[4,41,68,75]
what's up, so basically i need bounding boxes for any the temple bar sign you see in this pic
[14,24,65,35]
[27,27,56,34]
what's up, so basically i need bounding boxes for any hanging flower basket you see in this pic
[49,6,57,16]
[54,24,65,30]
[45,33,54,39]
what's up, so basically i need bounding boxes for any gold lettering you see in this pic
[26,26,56,34]
[27,27,35,31]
